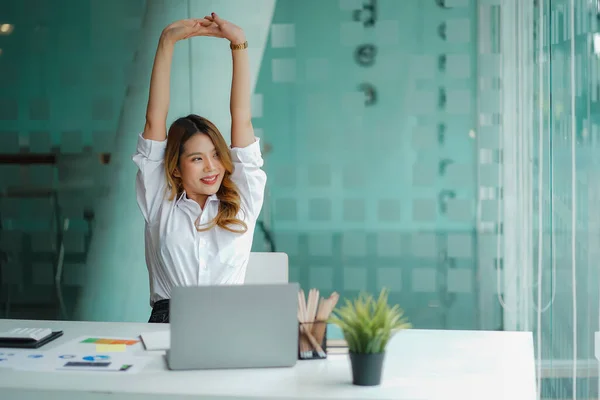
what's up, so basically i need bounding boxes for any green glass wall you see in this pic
[256,0,485,331]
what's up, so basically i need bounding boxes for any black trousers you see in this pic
[148,299,170,323]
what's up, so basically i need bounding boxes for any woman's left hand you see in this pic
[203,12,246,44]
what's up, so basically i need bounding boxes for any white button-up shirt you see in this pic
[132,133,267,306]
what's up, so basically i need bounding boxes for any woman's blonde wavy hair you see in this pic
[164,114,247,234]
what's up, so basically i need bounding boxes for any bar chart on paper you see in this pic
[0,336,151,374]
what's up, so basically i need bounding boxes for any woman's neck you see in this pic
[185,191,208,209]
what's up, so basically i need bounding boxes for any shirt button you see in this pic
[199,259,207,270]
[199,238,207,247]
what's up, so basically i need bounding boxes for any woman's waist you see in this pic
[152,299,170,311]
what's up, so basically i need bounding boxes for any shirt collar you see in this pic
[176,191,218,207]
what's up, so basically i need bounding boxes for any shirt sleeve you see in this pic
[229,138,267,221]
[132,133,168,223]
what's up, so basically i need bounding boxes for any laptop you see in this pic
[167,283,299,370]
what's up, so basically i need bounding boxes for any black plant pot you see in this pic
[349,352,385,386]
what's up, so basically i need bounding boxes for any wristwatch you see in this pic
[230,41,248,51]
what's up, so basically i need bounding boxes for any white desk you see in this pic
[0,319,536,400]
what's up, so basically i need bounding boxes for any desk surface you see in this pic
[0,319,536,400]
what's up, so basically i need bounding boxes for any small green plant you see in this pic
[328,288,411,354]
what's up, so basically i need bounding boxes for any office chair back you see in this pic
[244,252,289,284]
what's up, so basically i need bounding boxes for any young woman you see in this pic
[132,14,267,323]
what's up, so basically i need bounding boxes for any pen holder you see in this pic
[298,321,328,360]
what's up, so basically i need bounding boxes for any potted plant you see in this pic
[328,288,411,386]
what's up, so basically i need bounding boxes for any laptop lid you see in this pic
[168,283,299,370]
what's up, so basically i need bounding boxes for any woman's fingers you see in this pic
[205,25,223,38]
[211,12,224,24]
[181,19,200,27]
[188,23,223,38]
[167,16,226,40]
[196,18,211,26]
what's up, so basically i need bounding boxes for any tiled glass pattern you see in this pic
[255,0,481,329]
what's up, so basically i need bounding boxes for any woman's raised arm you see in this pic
[203,13,255,149]
[144,19,215,141]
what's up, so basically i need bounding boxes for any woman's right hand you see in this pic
[161,18,222,44]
